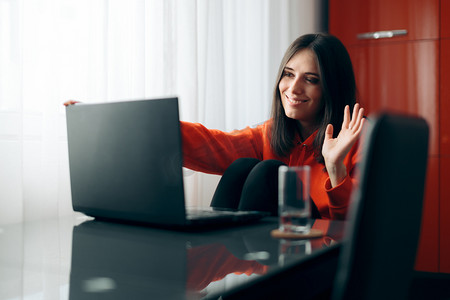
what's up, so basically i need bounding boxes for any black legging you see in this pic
[211,158,321,218]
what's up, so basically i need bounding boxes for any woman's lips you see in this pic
[286,94,308,105]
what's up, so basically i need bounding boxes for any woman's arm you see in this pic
[181,122,266,174]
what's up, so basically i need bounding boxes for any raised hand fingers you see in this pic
[351,104,365,133]
[343,105,351,129]
[347,103,364,132]
[325,124,334,140]
[349,103,359,128]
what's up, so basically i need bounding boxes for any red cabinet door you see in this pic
[442,0,450,38]
[329,0,439,46]
[441,157,450,273]
[440,38,450,273]
[415,157,440,272]
[329,0,441,273]
[348,41,439,156]
[348,41,440,272]
[441,39,450,156]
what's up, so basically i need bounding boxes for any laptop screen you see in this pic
[66,98,187,225]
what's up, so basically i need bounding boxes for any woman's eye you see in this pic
[306,77,319,84]
[283,71,294,78]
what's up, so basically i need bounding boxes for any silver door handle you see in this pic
[357,29,408,40]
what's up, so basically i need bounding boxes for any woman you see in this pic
[65,33,364,220]
[180,33,364,220]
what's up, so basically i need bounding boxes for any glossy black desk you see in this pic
[0,213,345,300]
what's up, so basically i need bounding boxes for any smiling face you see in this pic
[278,49,323,134]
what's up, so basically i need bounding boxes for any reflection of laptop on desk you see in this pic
[65,97,267,228]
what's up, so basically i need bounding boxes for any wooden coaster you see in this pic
[270,228,324,239]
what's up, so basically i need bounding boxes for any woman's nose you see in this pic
[289,77,304,94]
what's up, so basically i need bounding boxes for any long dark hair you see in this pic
[270,33,357,164]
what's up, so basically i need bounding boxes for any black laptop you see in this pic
[65,97,267,228]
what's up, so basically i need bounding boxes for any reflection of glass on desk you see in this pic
[278,239,312,266]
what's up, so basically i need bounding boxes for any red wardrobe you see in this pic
[329,0,449,273]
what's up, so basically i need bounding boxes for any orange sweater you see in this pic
[180,121,360,220]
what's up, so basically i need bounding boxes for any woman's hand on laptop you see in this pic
[63,100,81,106]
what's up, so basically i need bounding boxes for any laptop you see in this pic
[65,97,268,228]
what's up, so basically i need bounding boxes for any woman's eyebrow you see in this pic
[283,66,319,77]
[305,72,320,77]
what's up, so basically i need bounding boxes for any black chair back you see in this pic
[332,112,429,300]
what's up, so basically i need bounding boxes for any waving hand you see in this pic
[322,103,365,187]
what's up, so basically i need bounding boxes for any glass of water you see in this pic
[278,166,311,233]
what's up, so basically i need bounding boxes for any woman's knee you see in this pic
[228,158,261,172]
[239,160,286,215]
[210,158,261,209]
[244,160,286,194]
[249,160,286,177]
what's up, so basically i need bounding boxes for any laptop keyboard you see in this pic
[186,208,265,220]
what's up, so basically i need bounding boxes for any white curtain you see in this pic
[0,0,325,225]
